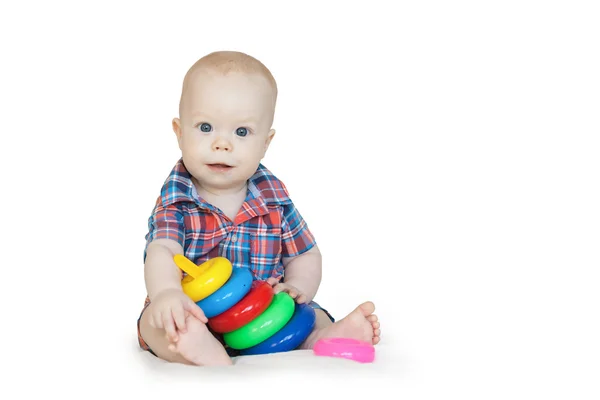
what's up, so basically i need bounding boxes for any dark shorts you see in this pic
[137,297,335,358]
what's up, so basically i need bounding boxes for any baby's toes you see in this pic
[367,314,378,323]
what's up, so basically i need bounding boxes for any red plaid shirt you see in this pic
[144,158,316,281]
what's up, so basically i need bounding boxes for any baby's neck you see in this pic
[193,180,248,222]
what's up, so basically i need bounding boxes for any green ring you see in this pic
[223,292,295,350]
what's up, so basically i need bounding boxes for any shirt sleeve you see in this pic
[281,202,316,257]
[144,201,186,261]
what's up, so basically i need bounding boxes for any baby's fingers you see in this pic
[184,300,208,323]
[162,310,177,342]
[266,277,281,287]
[296,293,307,304]
[272,283,285,294]
[274,283,298,298]
[172,306,187,335]
[288,289,307,303]
[273,283,292,296]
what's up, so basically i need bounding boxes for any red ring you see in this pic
[208,280,274,333]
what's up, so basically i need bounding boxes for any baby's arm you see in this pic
[144,238,207,342]
[144,238,185,300]
[273,199,322,303]
[279,245,322,303]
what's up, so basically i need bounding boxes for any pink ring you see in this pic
[313,337,375,363]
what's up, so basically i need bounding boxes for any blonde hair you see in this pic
[179,51,278,117]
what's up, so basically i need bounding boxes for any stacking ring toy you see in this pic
[239,302,316,355]
[313,337,375,363]
[174,255,233,302]
[195,267,253,318]
[223,292,295,350]
[208,280,274,333]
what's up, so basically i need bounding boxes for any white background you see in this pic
[1,1,599,399]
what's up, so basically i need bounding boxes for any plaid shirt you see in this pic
[143,158,316,281]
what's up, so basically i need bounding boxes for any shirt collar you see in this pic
[159,158,292,209]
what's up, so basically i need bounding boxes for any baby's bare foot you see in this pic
[301,301,381,349]
[168,313,233,366]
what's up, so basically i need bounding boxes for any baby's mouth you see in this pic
[207,163,233,172]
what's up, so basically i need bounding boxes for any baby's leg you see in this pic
[138,302,233,366]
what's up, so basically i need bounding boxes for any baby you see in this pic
[137,51,381,366]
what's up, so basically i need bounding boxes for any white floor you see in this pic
[130,339,406,399]
[124,330,598,400]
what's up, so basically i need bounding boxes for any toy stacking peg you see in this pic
[239,302,316,355]
[172,254,318,356]
[196,267,254,318]
[222,291,295,350]
[207,280,274,332]
[173,254,233,302]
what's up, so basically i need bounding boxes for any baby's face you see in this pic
[173,69,276,194]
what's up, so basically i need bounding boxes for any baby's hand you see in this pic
[149,288,208,343]
[266,277,307,304]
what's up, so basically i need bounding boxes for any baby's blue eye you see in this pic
[236,127,248,137]
[199,123,212,133]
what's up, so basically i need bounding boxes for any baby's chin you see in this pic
[192,171,250,194]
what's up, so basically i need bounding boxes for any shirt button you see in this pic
[231,235,238,243]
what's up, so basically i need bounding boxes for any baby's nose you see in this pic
[212,138,232,151]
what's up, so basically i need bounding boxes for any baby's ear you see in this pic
[172,118,183,149]
[265,129,276,151]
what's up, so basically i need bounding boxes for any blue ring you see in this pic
[196,267,253,318]
[239,302,316,355]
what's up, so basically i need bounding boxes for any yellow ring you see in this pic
[175,255,233,302]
